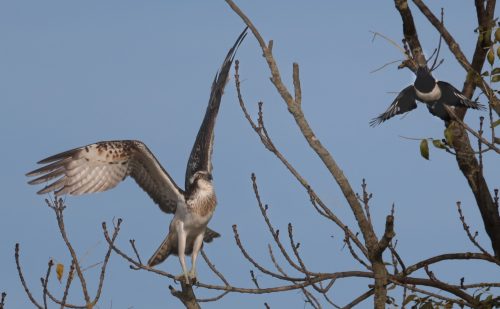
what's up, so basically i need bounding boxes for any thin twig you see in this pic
[0,292,6,309]
[41,259,54,309]
[343,230,371,270]
[342,289,374,309]
[444,105,500,154]
[47,198,91,305]
[234,59,367,258]
[61,261,76,309]
[456,201,491,256]
[250,174,313,275]
[232,224,303,281]
[15,243,44,309]
[201,249,230,286]
[370,31,411,58]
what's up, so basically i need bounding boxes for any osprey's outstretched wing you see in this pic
[26,140,184,214]
[437,81,485,110]
[184,28,247,188]
[370,86,417,127]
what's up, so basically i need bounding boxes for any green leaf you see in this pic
[488,48,495,65]
[491,67,500,75]
[444,127,454,146]
[432,139,446,149]
[491,119,500,128]
[420,139,429,160]
[492,75,500,83]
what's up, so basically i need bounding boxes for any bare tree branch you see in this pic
[393,0,500,261]
[15,244,44,309]
[342,289,374,309]
[169,283,201,309]
[0,292,6,309]
[46,199,91,306]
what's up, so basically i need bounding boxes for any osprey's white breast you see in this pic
[415,83,441,102]
[175,179,216,228]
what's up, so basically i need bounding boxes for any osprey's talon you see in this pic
[188,270,198,284]
[175,273,191,285]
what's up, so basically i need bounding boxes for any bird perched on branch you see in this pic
[26,28,247,285]
[370,65,484,126]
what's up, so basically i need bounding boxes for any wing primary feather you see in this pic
[26,157,73,177]
[36,148,80,164]
[28,140,185,214]
[370,86,417,126]
[185,28,247,186]
[438,81,486,110]
[37,177,66,195]
[28,168,65,185]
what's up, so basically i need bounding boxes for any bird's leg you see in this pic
[175,222,190,285]
[188,233,204,282]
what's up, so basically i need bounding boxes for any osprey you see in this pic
[370,66,484,126]
[26,28,247,284]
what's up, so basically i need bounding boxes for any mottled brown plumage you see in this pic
[27,28,247,284]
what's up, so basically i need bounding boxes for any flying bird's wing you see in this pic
[26,140,184,214]
[370,85,417,126]
[437,81,485,110]
[184,28,247,188]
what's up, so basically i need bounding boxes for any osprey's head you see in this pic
[414,66,436,93]
[187,170,214,197]
[189,170,213,185]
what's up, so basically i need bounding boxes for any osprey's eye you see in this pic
[207,174,213,181]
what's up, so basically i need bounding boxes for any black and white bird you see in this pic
[26,28,247,284]
[370,65,484,126]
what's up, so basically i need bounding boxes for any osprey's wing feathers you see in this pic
[185,28,247,188]
[370,85,418,126]
[26,140,184,214]
[437,81,485,110]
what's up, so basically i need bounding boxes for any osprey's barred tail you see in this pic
[203,228,221,243]
[147,228,221,267]
[148,236,172,267]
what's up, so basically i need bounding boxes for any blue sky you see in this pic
[1,1,498,308]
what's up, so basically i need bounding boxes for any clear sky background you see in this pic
[1,1,499,308]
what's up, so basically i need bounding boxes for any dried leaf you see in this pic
[491,119,500,128]
[56,263,64,283]
[492,75,500,83]
[491,67,500,75]
[420,139,429,160]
